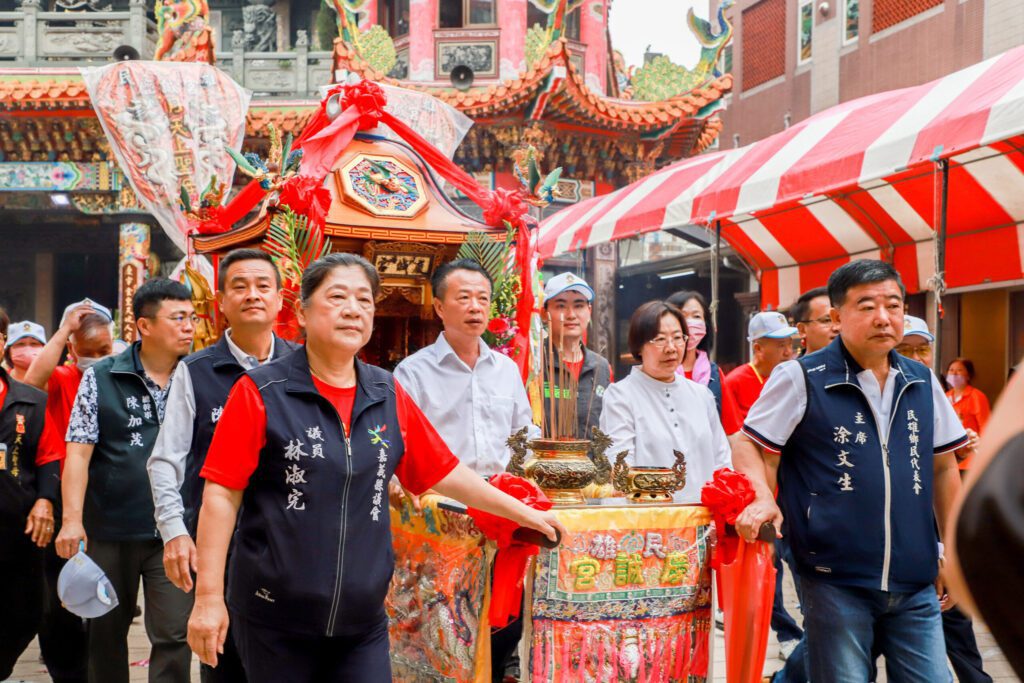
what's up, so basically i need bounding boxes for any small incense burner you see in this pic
[612,450,687,503]
[506,427,613,506]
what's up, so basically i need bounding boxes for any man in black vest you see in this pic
[148,248,296,683]
[56,279,196,683]
[0,308,62,680]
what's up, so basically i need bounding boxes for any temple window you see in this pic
[439,0,497,28]
[564,4,580,41]
[378,0,410,37]
[843,0,859,44]
[797,0,812,65]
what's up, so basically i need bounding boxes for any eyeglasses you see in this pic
[648,334,688,349]
[152,313,200,327]
[896,344,932,359]
[800,316,833,326]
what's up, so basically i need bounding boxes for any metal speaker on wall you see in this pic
[113,45,140,61]
[450,65,474,91]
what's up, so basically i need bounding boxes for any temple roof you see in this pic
[332,38,732,155]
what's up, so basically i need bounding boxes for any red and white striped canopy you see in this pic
[539,45,1024,308]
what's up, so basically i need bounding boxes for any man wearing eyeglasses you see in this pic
[724,311,799,424]
[56,278,197,683]
[791,287,839,355]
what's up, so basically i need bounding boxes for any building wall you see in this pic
[716,0,1011,147]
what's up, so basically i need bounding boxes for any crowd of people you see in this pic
[0,250,1015,683]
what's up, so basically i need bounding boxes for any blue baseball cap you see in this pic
[58,547,119,619]
[6,321,46,348]
[61,298,113,326]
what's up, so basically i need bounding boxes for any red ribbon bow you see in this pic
[277,174,333,233]
[700,467,756,569]
[466,473,552,628]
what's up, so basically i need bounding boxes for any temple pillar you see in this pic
[408,0,437,81]
[499,0,526,79]
[587,241,617,363]
[118,223,150,342]
[579,0,607,94]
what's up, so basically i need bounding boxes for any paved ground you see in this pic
[8,573,1019,681]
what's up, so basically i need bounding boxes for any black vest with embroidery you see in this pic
[227,349,407,637]
[180,334,297,536]
[0,369,52,550]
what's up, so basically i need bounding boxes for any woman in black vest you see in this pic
[0,309,61,679]
[666,291,742,434]
[187,253,564,682]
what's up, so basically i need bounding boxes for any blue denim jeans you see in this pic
[794,575,951,683]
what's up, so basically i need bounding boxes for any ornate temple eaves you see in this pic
[331,38,732,141]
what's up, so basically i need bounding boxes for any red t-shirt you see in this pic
[46,364,83,465]
[724,362,767,425]
[200,375,459,495]
[684,367,743,435]
[564,358,584,381]
[0,376,63,467]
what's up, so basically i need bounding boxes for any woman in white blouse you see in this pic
[599,301,732,503]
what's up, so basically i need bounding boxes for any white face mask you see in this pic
[946,374,967,390]
[76,356,104,371]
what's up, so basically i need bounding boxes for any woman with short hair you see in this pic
[599,301,731,503]
[187,253,564,682]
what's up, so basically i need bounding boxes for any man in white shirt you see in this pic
[147,249,296,683]
[394,258,536,477]
[393,257,537,683]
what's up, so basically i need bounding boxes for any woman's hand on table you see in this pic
[518,507,567,545]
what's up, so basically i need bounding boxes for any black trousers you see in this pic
[232,615,391,683]
[0,537,44,680]
[200,619,247,683]
[39,541,89,683]
[86,538,194,683]
[491,615,523,682]
[942,606,992,683]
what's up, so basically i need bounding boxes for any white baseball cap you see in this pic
[748,311,799,342]
[58,547,119,619]
[543,272,594,302]
[903,315,934,342]
[6,321,46,348]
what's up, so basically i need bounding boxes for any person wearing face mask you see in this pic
[5,321,47,383]
[666,291,741,435]
[944,359,989,474]
[599,301,732,503]
[20,302,111,683]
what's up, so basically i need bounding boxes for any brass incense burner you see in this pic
[612,450,687,503]
[507,427,613,505]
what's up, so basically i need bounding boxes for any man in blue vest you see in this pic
[56,278,197,683]
[148,248,297,683]
[733,259,971,683]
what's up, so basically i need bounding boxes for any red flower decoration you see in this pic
[487,317,511,336]
[278,175,333,232]
[342,80,386,131]
[482,187,528,229]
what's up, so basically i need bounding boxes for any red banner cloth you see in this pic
[466,473,552,628]
[701,468,776,683]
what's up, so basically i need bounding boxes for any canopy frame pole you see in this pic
[710,218,721,362]
[933,158,949,367]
